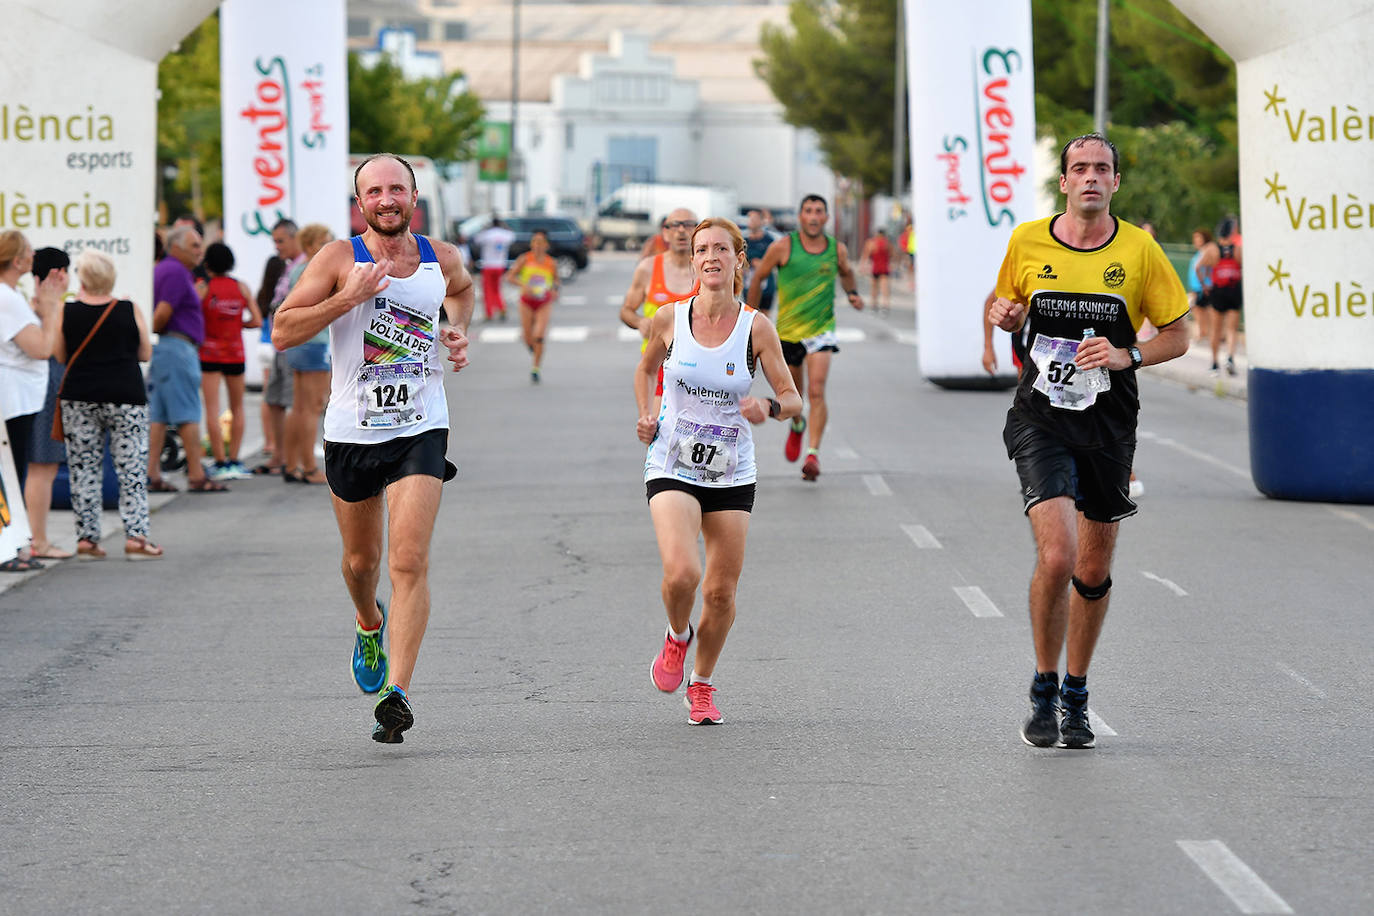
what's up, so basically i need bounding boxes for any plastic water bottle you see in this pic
[1081,327,1110,393]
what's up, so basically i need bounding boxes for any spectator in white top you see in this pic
[0,230,64,572]
[473,216,516,322]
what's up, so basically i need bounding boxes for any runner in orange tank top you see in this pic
[619,207,699,394]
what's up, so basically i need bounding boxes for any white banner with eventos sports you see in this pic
[906,0,1038,386]
[220,0,350,282]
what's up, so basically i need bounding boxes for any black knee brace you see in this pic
[1071,575,1112,600]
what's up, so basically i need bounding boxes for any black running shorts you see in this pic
[1002,410,1136,523]
[1210,284,1242,313]
[780,339,839,367]
[324,428,458,503]
[646,478,756,513]
[200,361,246,376]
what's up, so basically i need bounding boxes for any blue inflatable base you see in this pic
[1249,367,1374,504]
[51,443,122,512]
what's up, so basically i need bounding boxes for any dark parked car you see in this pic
[460,214,590,281]
[738,205,797,233]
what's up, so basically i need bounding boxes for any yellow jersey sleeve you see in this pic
[1139,239,1190,329]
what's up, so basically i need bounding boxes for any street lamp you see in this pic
[510,0,520,212]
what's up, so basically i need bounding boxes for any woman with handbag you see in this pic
[55,250,161,560]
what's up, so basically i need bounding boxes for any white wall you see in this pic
[475,31,833,216]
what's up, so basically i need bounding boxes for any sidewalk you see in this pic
[1,388,269,595]
[1141,335,1248,401]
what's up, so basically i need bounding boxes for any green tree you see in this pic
[1032,0,1239,240]
[756,0,1239,240]
[157,12,221,220]
[756,0,903,194]
[347,53,484,166]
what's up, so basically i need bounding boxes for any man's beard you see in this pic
[366,208,411,237]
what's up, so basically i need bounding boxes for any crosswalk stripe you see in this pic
[475,325,911,345]
[901,524,942,549]
[549,326,589,342]
[1176,840,1293,914]
[863,474,891,496]
[954,586,1002,617]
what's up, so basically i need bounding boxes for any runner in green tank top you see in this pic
[746,194,863,481]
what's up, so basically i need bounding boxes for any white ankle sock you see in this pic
[669,625,691,643]
[689,672,712,686]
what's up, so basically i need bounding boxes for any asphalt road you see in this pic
[2,253,1370,914]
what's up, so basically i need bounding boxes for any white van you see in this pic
[590,183,739,250]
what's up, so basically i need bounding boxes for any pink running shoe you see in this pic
[784,418,807,462]
[651,626,693,692]
[801,453,820,481]
[685,682,723,725]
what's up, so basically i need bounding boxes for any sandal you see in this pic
[125,538,165,561]
[283,469,305,483]
[30,543,74,560]
[77,541,107,561]
[148,477,179,493]
[187,477,230,492]
[252,463,283,476]
[300,468,328,485]
[0,556,44,573]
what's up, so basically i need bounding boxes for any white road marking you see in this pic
[953,586,1002,617]
[549,326,589,342]
[901,524,941,549]
[862,474,891,496]
[617,327,642,342]
[1276,662,1327,700]
[1176,840,1293,914]
[833,446,859,460]
[605,294,624,305]
[1325,505,1374,531]
[835,328,866,343]
[1141,570,1188,596]
[893,329,918,346]
[560,294,587,305]
[1139,431,1249,479]
[1087,708,1117,737]
[478,328,520,343]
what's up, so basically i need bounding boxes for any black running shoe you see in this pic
[1020,676,1060,747]
[1058,687,1095,749]
[372,685,414,744]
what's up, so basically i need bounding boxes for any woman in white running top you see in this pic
[635,218,801,725]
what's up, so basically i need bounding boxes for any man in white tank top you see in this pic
[273,153,474,744]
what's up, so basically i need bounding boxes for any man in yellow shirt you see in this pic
[988,133,1189,750]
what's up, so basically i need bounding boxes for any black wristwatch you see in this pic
[1127,345,1143,370]
[768,397,782,419]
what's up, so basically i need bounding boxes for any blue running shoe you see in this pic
[372,685,414,744]
[352,599,389,694]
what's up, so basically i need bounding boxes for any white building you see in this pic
[347,0,834,219]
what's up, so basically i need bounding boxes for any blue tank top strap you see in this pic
[416,234,437,263]
[352,234,436,264]
[350,236,373,263]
